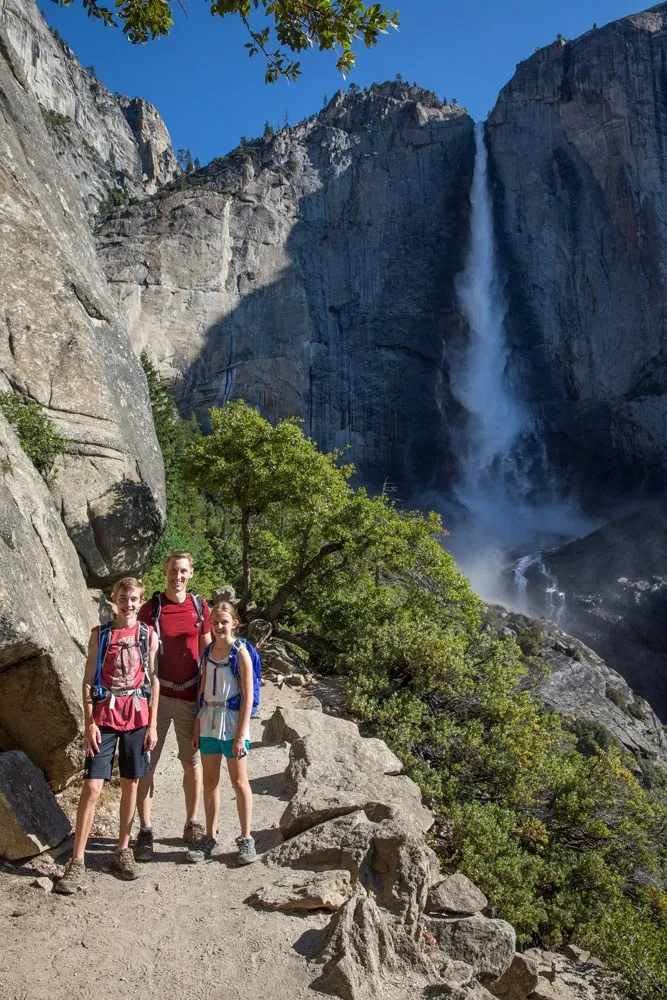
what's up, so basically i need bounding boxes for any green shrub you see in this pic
[0,392,66,484]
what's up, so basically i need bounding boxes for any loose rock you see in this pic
[489,953,539,1000]
[0,752,71,859]
[427,873,488,915]
[425,914,516,980]
[248,870,356,911]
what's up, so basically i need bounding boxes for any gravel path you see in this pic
[0,684,331,1000]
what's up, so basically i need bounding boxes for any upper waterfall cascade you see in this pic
[448,122,591,602]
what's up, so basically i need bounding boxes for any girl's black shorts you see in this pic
[83,726,152,781]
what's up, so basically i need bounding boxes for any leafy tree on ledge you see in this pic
[51,1,399,82]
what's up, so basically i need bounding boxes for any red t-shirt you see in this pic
[138,593,210,701]
[92,623,153,731]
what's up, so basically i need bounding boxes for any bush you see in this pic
[0,392,66,484]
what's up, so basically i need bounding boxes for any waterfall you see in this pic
[450,122,539,544]
[514,552,567,624]
[446,121,592,604]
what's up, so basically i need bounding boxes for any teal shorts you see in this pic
[199,737,250,758]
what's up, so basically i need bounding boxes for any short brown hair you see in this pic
[162,551,194,571]
[112,577,145,600]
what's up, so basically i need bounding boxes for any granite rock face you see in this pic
[0,0,178,215]
[99,83,474,497]
[0,24,165,583]
[0,414,93,789]
[487,7,667,507]
[488,605,667,764]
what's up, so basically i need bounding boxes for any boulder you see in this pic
[425,915,516,980]
[489,954,539,1000]
[0,751,71,859]
[427,873,488,915]
[0,415,92,787]
[244,618,273,648]
[263,707,432,839]
[441,960,475,988]
[0,24,165,586]
[212,585,237,604]
[528,981,577,1000]
[312,895,397,1000]
[265,809,440,933]
[248,870,355,911]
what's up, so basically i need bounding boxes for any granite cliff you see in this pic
[0,0,178,215]
[98,84,474,497]
[487,6,667,509]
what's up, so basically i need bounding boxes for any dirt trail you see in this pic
[0,684,331,1000]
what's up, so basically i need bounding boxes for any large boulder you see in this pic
[264,707,433,839]
[248,870,356,912]
[312,895,398,1000]
[0,751,71,859]
[0,414,92,787]
[0,24,165,586]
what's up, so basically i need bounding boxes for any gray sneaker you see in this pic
[55,857,86,895]
[236,835,257,864]
[183,819,205,846]
[185,834,217,863]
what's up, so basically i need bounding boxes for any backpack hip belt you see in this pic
[159,675,199,692]
[92,685,150,711]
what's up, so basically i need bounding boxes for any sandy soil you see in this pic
[0,683,332,1000]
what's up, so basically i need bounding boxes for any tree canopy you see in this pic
[51,0,399,81]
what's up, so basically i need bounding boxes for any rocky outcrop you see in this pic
[488,606,667,764]
[487,7,667,507]
[98,84,473,497]
[0,23,165,583]
[508,502,667,722]
[0,414,93,788]
[261,704,519,1000]
[0,752,71,859]
[0,0,178,215]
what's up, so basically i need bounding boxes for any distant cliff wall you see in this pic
[98,84,474,496]
[487,7,667,509]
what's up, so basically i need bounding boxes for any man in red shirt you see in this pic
[134,551,211,860]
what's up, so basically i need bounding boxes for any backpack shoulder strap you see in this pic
[137,621,150,670]
[190,593,204,628]
[96,622,112,690]
[151,591,162,625]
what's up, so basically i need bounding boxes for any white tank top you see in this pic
[198,653,249,742]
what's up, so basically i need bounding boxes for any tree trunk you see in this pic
[260,540,345,622]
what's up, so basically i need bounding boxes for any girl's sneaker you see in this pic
[236,835,257,864]
[185,834,217,863]
[54,858,86,895]
[114,846,139,881]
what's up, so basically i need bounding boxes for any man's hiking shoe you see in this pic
[134,827,154,862]
[54,858,86,895]
[236,835,257,865]
[184,834,217,864]
[114,846,139,881]
[183,819,205,846]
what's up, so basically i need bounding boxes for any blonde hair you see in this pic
[111,577,145,600]
[210,601,240,627]
[162,551,194,571]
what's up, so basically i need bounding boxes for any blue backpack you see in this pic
[200,637,261,717]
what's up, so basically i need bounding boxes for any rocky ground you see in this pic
[0,679,625,1000]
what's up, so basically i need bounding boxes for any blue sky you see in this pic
[42,0,638,165]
